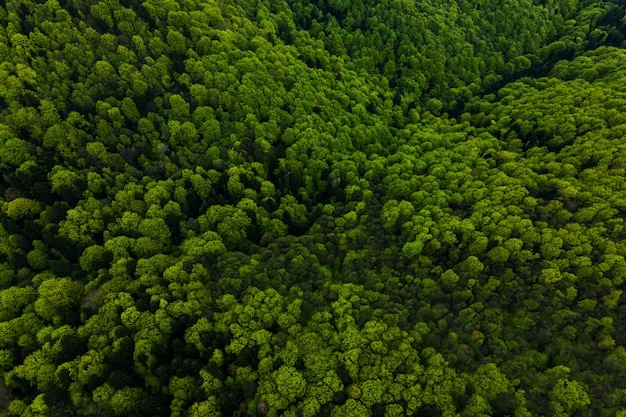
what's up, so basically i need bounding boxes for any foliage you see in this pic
[1,0,626,415]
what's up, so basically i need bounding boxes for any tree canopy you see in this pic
[2,0,626,415]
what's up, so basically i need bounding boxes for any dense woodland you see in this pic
[2,0,626,415]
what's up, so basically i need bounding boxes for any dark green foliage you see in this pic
[1,0,626,415]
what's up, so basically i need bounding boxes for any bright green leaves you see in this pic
[5,197,42,220]
[48,165,79,195]
[168,376,196,417]
[382,199,415,233]
[425,98,444,116]
[360,378,384,407]
[59,199,106,246]
[142,0,180,22]
[0,286,36,322]
[188,171,213,200]
[0,138,31,169]
[86,141,109,163]
[168,120,198,147]
[137,217,171,254]
[167,29,187,54]
[331,398,370,417]
[339,325,367,351]
[275,365,307,403]
[169,94,190,119]
[34,276,82,323]
[278,298,301,330]
[441,269,460,287]
[278,195,309,232]
[402,238,425,258]
[297,331,334,378]
[540,233,563,260]
[487,246,510,263]
[90,2,114,29]
[540,267,563,284]
[94,60,117,83]
[468,233,489,256]
[13,349,56,392]
[120,97,140,122]
[468,363,514,402]
[200,205,252,250]
[199,369,222,396]
[550,379,590,414]
[187,399,221,417]
[108,387,146,416]
[384,404,405,417]
[459,255,485,274]
[181,231,226,258]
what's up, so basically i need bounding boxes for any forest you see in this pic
[1,0,626,415]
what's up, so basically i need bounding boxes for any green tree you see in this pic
[167,29,187,54]
[34,276,82,323]
[550,379,590,414]
[169,94,190,120]
[0,138,31,169]
[487,246,510,263]
[330,398,370,417]
[5,197,42,220]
